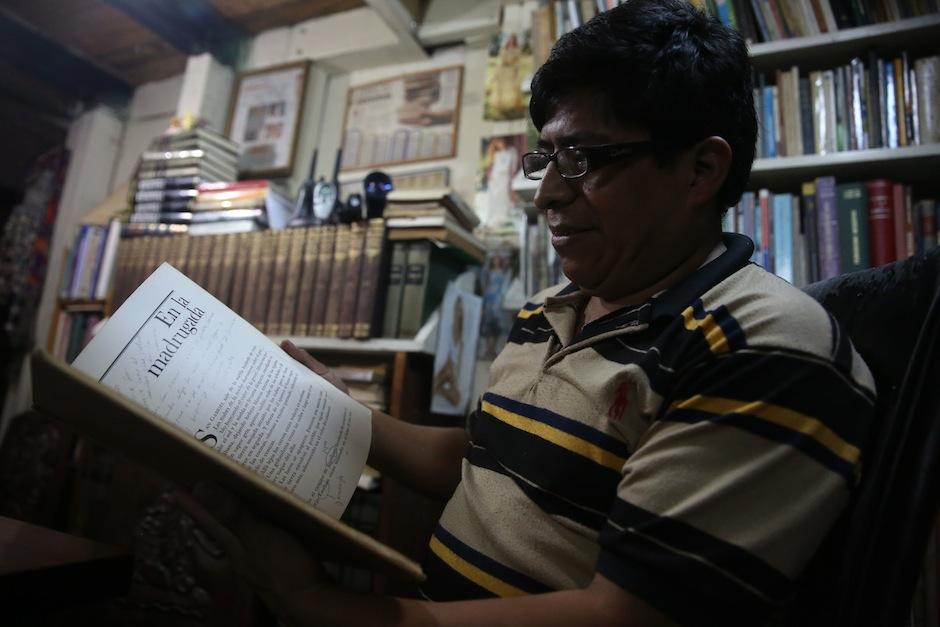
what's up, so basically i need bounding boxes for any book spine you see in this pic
[278,228,307,336]
[815,176,841,279]
[227,233,250,314]
[762,84,777,157]
[836,182,870,273]
[398,240,432,339]
[758,188,773,271]
[834,64,848,152]
[265,230,292,334]
[894,57,908,147]
[801,182,820,283]
[865,179,896,267]
[338,222,367,339]
[867,50,883,149]
[353,219,388,339]
[250,230,277,331]
[238,231,265,320]
[891,183,908,262]
[217,233,239,306]
[293,227,321,336]
[381,241,408,338]
[916,56,940,144]
[323,225,351,338]
[798,76,815,154]
[920,200,938,252]
[311,226,337,336]
[204,234,226,298]
[792,195,808,287]
[772,193,793,282]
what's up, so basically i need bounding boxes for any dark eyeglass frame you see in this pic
[522,140,659,180]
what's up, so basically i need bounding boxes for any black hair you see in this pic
[529,0,757,209]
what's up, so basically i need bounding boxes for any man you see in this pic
[184,2,876,625]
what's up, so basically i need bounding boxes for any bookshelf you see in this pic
[748,14,940,72]
[268,310,440,356]
[750,143,940,190]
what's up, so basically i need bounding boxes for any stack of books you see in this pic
[383,187,485,263]
[128,128,248,234]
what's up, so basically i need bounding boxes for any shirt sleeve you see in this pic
[595,346,875,627]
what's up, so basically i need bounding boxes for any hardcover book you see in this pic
[30,264,421,580]
[293,227,322,337]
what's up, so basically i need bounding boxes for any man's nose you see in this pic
[533,162,576,212]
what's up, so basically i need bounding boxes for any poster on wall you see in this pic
[477,133,528,228]
[340,66,463,171]
[226,61,309,179]
[431,281,483,416]
[483,2,536,121]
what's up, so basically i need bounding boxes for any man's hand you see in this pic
[178,482,331,616]
[281,340,348,394]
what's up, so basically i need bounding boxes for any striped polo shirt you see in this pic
[420,233,876,626]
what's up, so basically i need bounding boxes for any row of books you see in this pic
[696,0,939,43]
[60,221,121,301]
[756,54,940,159]
[725,177,938,285]
[109,222,475,340]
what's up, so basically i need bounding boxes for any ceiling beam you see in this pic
[102,0,247,67]
[0,8,133,103]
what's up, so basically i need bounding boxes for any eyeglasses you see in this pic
[522,140,658,180]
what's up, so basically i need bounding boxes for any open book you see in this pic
[30,262,422,581]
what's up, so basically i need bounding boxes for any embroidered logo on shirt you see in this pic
[607,381,631,422]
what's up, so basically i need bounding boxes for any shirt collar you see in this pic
[543,233,754,340]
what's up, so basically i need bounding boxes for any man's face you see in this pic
[533,91,707,300]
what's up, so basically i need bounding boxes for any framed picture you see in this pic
[340,65,464,172]
[226,61,309,179]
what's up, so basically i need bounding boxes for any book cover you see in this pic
[815,176,841,279]
[865,179,896,267]
[311,226,337,337]
[30,264,421,580]
[353,219,388,339]
[323,225,351,338]
[836,182,870,273]
[381,242,408,338]
[338,223,367,339]
[293,227,322,337]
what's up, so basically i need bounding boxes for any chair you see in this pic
[785,247,940,626]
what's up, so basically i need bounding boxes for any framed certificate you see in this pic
[226,61,309,179]
[340,66,463,171]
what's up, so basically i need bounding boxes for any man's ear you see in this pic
[686,136,732,209]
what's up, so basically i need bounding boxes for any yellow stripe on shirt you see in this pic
[517,305,544,319]
[429,536,527,598]
[669,394,860,466]
[681,306,730,355]
[481,399,626,472]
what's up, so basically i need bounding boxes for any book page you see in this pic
[72,262,371,519]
